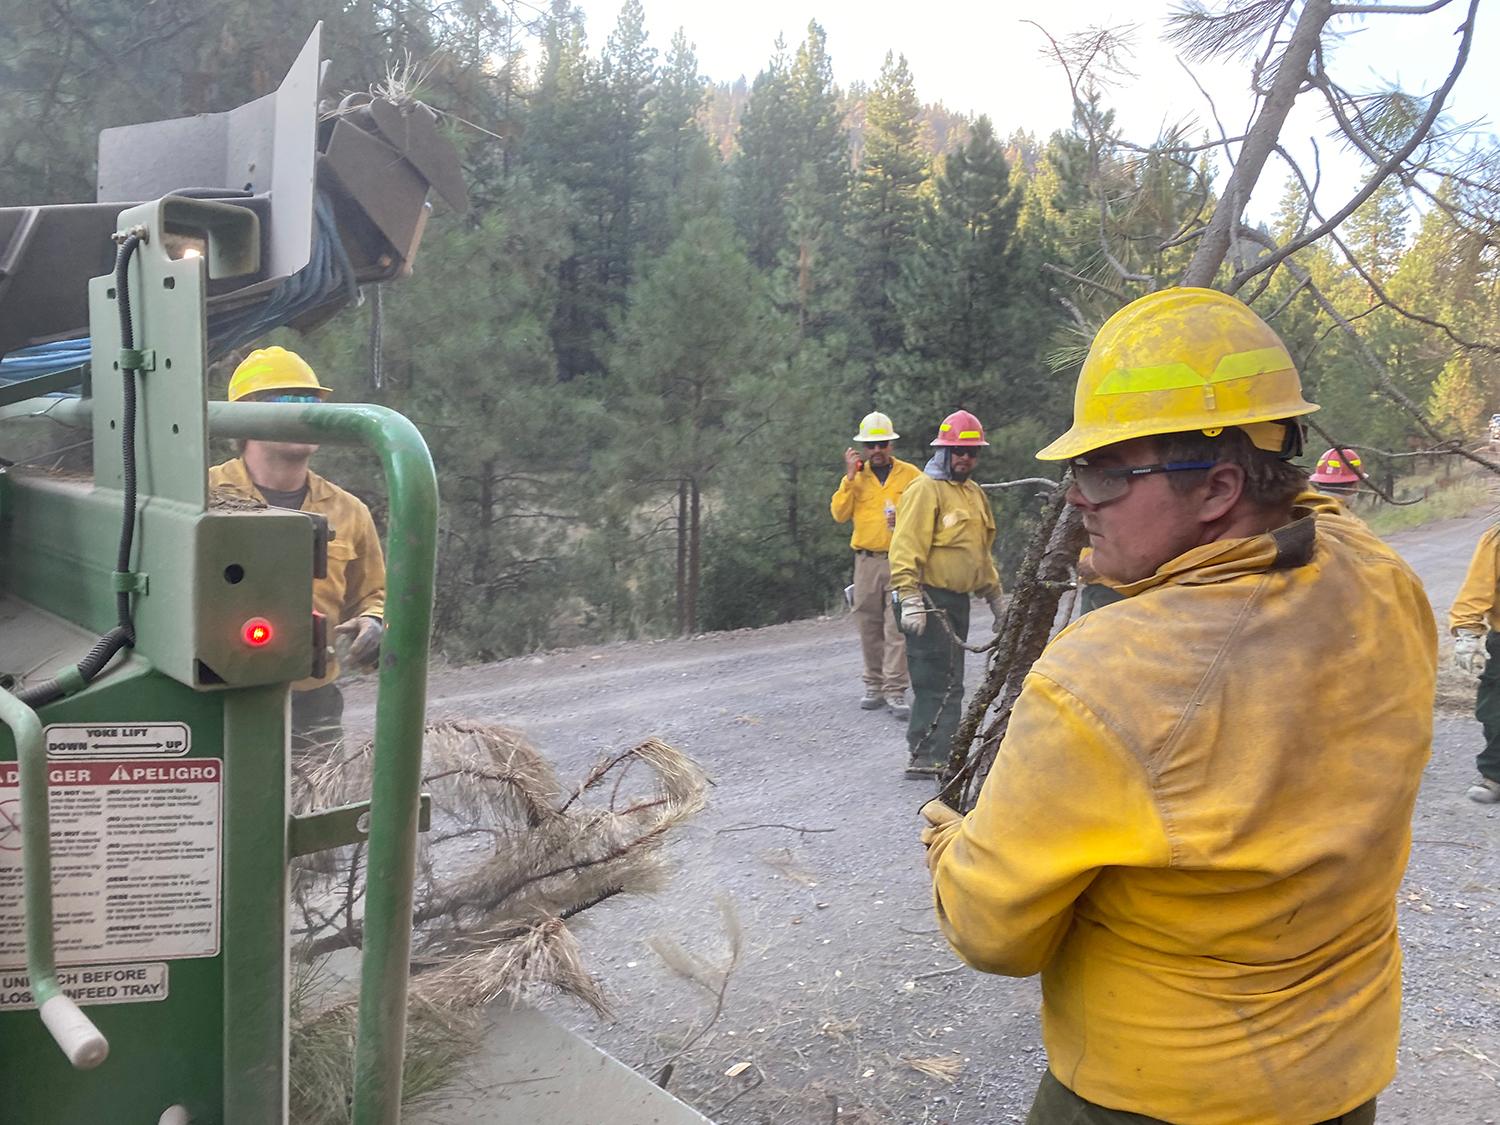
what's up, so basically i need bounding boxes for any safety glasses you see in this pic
[861,440,891,449]
[259,393,324,404]
[1069,457,1215,505]
[946,446,979,458]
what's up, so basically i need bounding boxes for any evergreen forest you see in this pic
[4,0,1498,657]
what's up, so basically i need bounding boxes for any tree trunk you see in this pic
[1180,0,1331,288]
[943,491,1086,810]
[675,479,688,634]
[685,478,702,635]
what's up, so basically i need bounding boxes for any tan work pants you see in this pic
[852,551,908,693]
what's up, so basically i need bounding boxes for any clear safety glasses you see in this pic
[1068,457,1216,505]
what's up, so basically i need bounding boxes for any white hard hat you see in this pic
[853,411,899,443]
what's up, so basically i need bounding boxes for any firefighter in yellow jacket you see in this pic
[830,412,922,717]
[888,409,1003,778]
[921,289,1436,1125]
[210,347,387,750]
[1448,526,1500,802]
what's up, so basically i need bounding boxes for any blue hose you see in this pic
[0,194,357,391]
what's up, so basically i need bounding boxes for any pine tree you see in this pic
[849,52,928,393]
[608,217,770,634]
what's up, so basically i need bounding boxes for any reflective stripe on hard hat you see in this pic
[959,431,980,439]
[1094,347,1297,396]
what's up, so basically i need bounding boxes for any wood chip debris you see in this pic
[903,1056,963,1082]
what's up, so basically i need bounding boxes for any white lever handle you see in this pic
[39,994,109,1069]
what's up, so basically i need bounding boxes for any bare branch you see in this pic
[980,478,1062,491]
[1330,0,1455,13]
[1226,0,1481,291]
[1237,224,1500,476]
[1041,261,1128,301]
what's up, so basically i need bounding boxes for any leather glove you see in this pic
[335,615,385,669]
[1454,631,1487,676]
[984,589,1005,633]
[898,593,927,636]
[919,799,961,846]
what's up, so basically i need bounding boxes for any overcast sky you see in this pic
[566,0,1497,218]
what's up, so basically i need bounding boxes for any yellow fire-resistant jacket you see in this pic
[1449,524,1500,634]
[210,458,387,690]
[888,474,1001,598]
[830,457,923,552]
[927,495,1436,1125]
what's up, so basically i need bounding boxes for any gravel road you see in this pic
[363,507,1500,1125]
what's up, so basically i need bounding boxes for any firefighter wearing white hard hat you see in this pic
[922,289,1435,1125]
[831,411,922,719]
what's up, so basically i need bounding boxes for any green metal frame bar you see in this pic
[210,400,437,1125]
[0,687,108,1069]
[34,393,436,1120]
[0,365,86,410]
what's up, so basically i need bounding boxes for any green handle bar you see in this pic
[210,401,438,1125]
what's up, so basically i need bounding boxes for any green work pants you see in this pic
[1027,1071,1377,1125]
[902,585,969,767]
[1474,632,1500,783]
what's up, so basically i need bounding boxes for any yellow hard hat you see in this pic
[227,346,331,402]
[1036,288,1318,461]
[853,411,899,442]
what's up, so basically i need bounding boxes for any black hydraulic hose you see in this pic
[113,233,141,643]
[15,234,142,708]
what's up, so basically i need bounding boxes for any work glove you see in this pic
[1454,630,1488,676]
[984,589,1005,633]
[335,615,385,669]
[897,593,927,636]
[919,799,961,845]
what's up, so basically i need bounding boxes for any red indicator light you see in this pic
[242,617,274,647]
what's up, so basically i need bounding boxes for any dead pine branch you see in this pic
[942,483,1087,811]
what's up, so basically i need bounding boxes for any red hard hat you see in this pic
[1309,447,1363,485]
[932,409,989,446]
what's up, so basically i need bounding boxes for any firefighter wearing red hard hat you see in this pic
[831,412,923,718]
[920,289,1436,1125]
[1309,447,1364,493]
[887,409,1003,778]
[211,347,387,751]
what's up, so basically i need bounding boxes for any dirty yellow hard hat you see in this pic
[227,346,331,402]
[1036,288,1318,462]
[853,411,899,443]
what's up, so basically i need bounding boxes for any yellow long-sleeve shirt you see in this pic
[829,457,922,551]
[210,457,387,690]
[927,498,1436,1125]
[887,473,1000,597]
[1450,524,1500,634]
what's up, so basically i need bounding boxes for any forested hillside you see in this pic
[3,0,1496,658]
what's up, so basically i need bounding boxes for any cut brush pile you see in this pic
[287,721,708,1123]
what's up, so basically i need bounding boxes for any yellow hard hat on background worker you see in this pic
[1037,288,1318,461]
[227,346,332,402]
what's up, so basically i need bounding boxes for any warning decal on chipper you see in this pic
[0,759,221,971]
[0,962,169,1011]
[45,723,190,759]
